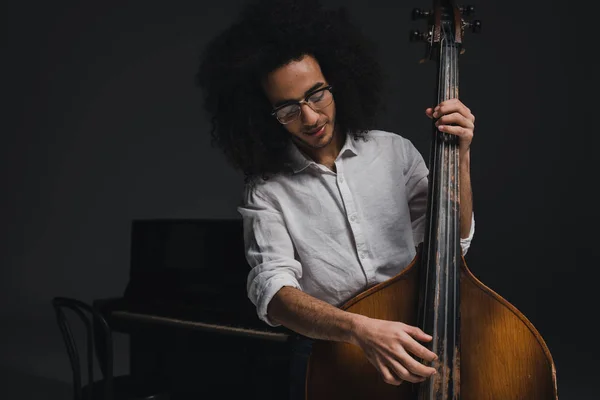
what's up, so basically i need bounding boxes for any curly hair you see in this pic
[195,0,383,181]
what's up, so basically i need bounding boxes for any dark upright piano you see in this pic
[94,218,296,399]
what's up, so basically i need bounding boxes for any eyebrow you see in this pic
[273,82,325,108]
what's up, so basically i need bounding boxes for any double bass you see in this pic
[305,1,558,399]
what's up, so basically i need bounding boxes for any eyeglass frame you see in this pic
[270,85,334,125]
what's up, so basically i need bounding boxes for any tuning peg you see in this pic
[412,8,431,20]
[460,5,475,15]
[464,19,482,33]
[409,30,428,42]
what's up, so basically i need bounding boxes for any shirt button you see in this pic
[360,252,366,259]
[350,215,356,222]
[339,176,344,183]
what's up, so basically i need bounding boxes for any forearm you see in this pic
[459,150,473,238]
[267,286,365,345]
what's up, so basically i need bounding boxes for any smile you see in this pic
[305,124,326,136]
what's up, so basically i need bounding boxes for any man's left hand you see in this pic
[425,99,475,160]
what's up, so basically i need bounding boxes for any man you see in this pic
[196,0,475,397]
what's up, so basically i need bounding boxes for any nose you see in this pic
[300,103,320,126]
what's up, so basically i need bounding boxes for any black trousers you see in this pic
[289,336,314,400]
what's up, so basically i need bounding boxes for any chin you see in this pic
[315,133,334,148]
[292,121,336,150]
[310,124,335,148]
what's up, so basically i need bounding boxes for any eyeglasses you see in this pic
[271,85,334,124]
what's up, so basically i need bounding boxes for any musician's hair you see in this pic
[195,0,383,181]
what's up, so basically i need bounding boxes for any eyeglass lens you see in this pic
[276,88,333,123]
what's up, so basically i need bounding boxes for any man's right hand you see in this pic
[350,316,438,385]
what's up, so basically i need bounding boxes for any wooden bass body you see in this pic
[305,249,558,399]
[306,1,558,398]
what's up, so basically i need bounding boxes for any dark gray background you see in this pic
[2,0,596,398]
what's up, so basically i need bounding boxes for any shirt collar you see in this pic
[286,132,359,174]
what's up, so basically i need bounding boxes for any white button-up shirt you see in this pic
[238,130,475,326]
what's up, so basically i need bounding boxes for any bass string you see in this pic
[444,19,461,397]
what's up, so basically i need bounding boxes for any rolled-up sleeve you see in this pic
[460,213,475,255]
[237,185,302,327]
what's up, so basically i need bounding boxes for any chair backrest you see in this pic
[52,297,114,400]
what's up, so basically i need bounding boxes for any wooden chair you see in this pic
[52,297,170,400]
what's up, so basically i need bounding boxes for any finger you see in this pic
[434,100,473,121]
[403,324,434,342]
[437,124,473,140]
[402,330,438,362]
[405,341,438,364]
[436,98,463,110]
[396,347,438,377]
[387,359,427,383]
[425,108,434,119]
[435,112,474,129]
[380,365,404,386]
